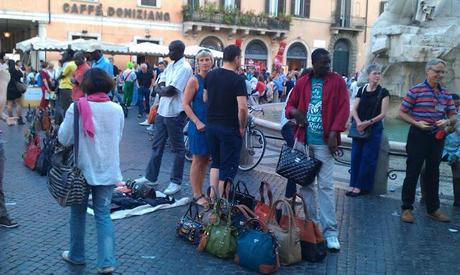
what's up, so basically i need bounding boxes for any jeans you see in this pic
[69,185,116,268]
[401,126,444,213]
[207,123,243,181]
[299,144,337,238]
[0,142,8,218]
[350,122,383,191]
[281,122,296,198]
[145,112,187,184]
[138,87,150,115]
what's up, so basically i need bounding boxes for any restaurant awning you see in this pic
[128,42,169,56]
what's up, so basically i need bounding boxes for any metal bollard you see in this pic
[372,134,390,195]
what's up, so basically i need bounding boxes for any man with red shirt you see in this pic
[285,48,349,251]
[72,51,90,100]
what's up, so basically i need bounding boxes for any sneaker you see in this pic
[0,216,18,228]
[134,176,158,187]
[326,236,340,251]
[139,119,150,126]
[61,251,85,265]
[97,266,116,274]
[426,209,450,223]
[401,209,415,223]
[137,114,142,118]
[163,182,181,195]
[146,124,155,131]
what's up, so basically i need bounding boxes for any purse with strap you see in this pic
[228,180,256,210]
[202,199,237,258]
[23,135,41,170]
[235,218,280,274]
[276,140,322,187]
[47,103,89,207]
[280,193,328,262]
[348,85,382,139]
[176,202,204,245]
[267,199,302,265]
[15,80,27,94]
[255,181,273,223]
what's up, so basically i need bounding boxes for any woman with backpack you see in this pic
[58,68,124,274]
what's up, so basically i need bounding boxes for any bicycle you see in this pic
[238,114,267,171]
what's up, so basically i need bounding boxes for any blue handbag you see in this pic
[234,218,280,274]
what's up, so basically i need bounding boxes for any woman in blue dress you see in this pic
[183,49,216,207]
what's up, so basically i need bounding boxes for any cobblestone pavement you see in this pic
[1,114,460,275]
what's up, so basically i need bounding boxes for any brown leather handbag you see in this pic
[255,181,273,224]
[280,193,328,262]
[267,199,302,265]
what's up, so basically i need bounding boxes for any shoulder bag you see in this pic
[202,199,237,258]
[235,218,280,274]
[280,193,328,262]
[15,80,27,94]
[47,103,89,207]
[23,135,41,170]
[276,140,322,187]
[267,199,302,265]
[228,180,256,210]
[255,181,273,223]
[348,85,382,139]
[176,202,205,245]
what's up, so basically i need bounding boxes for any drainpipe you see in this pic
[48,0,51,24]
[364,0,368,43]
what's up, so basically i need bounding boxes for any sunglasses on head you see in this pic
[197,48,211,54]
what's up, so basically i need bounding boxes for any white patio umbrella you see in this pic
[184,45,223,59]
[68,39,129,54]
[128,42,169,56]
[16,37,68,52]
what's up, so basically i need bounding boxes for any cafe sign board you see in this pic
[63,2,171,22]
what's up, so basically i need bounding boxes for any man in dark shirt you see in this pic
[136,63,154,117]
[205,45,248,195]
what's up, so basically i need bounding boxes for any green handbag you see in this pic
[205,199,237,258]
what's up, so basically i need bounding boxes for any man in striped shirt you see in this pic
[399,58,457,223]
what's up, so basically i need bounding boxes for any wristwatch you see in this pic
[370,119,374,124]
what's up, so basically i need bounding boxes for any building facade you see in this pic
[0,0,386,75]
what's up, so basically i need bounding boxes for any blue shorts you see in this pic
[206,123,242,181]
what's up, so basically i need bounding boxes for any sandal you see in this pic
[193,194,210,209]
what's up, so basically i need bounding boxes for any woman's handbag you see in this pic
[267,199,302,265]
[235,218,280,274]
[280,193,328,262]
[23,135,41,170]
[228,180,256,210]
[202,199,237,258]
[276,141,322,187]
[176,202,204,245]
[47,104,89,207]
[255,181,273,223]
[15,81,27,94]
[348,85,383,139]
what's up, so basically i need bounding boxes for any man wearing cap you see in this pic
[135,40,193,195]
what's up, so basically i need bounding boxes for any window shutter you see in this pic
[279,0,286,14]
[235,0,241,10]
[291,0,295,15]
[305,0,311,18]
[220,0,225,9]
[265,0,270,14]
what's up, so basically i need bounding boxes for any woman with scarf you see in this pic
[58,68,124,274]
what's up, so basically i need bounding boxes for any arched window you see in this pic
[245,39,268,70]
[333,39,350,76]
[199,36,224,52]
[286,42,307,70]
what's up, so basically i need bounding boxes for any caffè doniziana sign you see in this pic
[63,2,171,22]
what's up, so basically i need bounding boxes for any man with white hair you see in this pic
[136,63,154,118]
[399,58,457,223]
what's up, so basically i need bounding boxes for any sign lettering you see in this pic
[62,3,171,22]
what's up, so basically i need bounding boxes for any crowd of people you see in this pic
[0,40,459,273]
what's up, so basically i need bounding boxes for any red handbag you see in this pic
[24,135,41,170]
[255,181,273,223]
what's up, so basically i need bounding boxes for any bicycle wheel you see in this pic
[238,128,266,171]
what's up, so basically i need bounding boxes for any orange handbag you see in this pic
[24,135,41,170]
[254,181,273,223]
[147,106,157,124]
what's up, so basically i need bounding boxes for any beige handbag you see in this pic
[267,199,302,265]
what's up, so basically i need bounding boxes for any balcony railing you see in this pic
[182,7,290,31]
[331,16,366,31]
